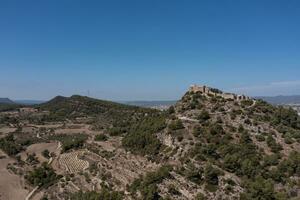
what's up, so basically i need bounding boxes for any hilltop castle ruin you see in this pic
[189,85,250,101]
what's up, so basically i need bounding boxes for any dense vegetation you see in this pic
[0,103,22,112]
[168,119,184,130]
[252,100,300,141]
[122,113,166,157]
[48,134,87,152]
[0,134,23,156]
[37,95,154,125]
[70,188,123,200]
[25,163,61,187]
[129,165,172,200]
[241,176,287,200]
[176,91,300,199]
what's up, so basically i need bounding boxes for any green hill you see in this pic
[37,95,159,130]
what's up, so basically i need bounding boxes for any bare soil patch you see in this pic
[0,151,28,200]
[20,142,59,163]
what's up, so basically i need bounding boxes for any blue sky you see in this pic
[0,0,300,101]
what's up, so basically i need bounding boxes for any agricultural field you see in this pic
[59,151,89,173]
[20,142,59,163]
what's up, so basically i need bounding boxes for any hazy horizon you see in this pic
[3,92,300,103]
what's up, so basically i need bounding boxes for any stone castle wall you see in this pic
[189,85,250,101]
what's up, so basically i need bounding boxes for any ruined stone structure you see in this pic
[189,85,250,101]
[189,85,207,93]
[222,93,236,100]
[19,107,38,113]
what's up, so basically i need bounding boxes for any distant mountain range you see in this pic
[256,95,300,105]
[14,100,45,105]
[123,100,177,108]
[0,98,45,105]
[0,98,15,104]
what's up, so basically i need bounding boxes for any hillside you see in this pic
[39,95,151,115]
[0,98,22,112]
[37,95,157,129]
[0,103,21,112]
[121,85,300,199]
[0,98,15,104]
[159,86,300,199]
[0,87,300,200]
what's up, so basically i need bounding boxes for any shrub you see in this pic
[209,123,225,135]
[283,134,294,144]
[263,154,280,167]
[168,184,180,196]
[168,119,184,130]
[244,118,252,125]
[195,193,206,200]
[107,127,126,136]
[197,110,210,122]
[238,124,245,133]
[241,100,253,107]
[49,134,87,152]
[168,106,175,114]
[26,153,39,164]
[177,135,184,142]
[183,164,203,185]
[255,134,265,142]
[240,176,277,200]
[193,125,205,137]
[42,149,50,159]
[204,164,221,186]
[266,135,282,153]
[95,134,108,141]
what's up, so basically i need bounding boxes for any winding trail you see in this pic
[25,186,39,200]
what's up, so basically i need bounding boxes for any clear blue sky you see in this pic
[0,0,300,101]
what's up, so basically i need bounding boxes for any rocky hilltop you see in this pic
[0,86,300,200]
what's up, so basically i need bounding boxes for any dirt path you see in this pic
[25,186,39,200]
[178,116,198,122]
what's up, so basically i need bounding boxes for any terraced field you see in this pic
[59,151,89,173]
